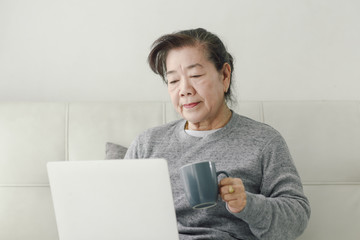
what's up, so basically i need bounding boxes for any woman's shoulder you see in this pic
[231,112,283,140]
[136,119,185,141]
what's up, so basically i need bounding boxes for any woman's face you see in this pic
[165,46,231,129]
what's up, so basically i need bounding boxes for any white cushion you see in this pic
[68,102,164,160]
[0,187,58,240]
[263,101,360,183]
[0,103,66,184]
[299,184,360,239]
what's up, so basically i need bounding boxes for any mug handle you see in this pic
[216,171,230,178]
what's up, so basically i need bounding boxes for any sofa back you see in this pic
[0,101,359,239]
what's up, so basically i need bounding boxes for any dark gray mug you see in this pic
[180,161,229,209]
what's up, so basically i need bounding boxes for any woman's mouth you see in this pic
[183,102,200,109]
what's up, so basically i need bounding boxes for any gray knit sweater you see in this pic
[125,112,311,240]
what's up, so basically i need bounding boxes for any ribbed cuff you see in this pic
[226,192,267,224]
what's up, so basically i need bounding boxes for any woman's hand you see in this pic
[219,177,247,213]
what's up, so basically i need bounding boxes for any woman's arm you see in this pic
[228,134,311,240]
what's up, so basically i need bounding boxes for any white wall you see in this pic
[0,0,359,102]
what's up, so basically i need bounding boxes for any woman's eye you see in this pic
[169,80,179,84]
[191,74,203,78]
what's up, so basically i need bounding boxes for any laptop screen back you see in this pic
[47,159,179,240]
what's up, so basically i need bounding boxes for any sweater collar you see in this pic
[177,110,236,142]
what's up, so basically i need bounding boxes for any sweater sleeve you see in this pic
[124,135,141,159]
[230,134,311,240]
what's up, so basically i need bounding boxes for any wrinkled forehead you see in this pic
[165,45,210,72]
[166,47,208,74]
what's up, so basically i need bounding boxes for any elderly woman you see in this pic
[125,28,310,240]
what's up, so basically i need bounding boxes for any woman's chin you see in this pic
[182,115,203,125]
[179,108,208,125]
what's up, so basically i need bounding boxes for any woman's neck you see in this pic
[186,105,232,131]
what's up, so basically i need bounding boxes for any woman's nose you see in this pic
[179,78,195,97]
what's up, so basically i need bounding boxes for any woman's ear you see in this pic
[221,63,231,93]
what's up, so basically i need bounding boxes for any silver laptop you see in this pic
[47,159,179,240]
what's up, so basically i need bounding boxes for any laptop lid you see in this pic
[47,159,179,240]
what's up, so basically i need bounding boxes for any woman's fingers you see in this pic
[219,177,247,213]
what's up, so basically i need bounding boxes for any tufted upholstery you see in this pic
[0,101,359,239]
